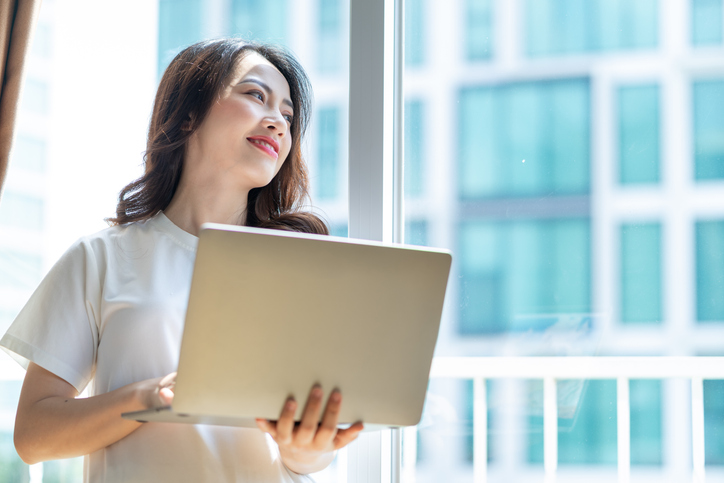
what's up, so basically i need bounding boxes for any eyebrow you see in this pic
[237,78,294,111]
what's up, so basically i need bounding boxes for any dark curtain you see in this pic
[0,0,42,200]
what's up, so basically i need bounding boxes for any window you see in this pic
[693,80,724,181]
[22,79,49,113]
[404,100,424,198]
[157,0,202,77]
[0,251,43,291]
[696,220,724,322]
[620,223,663,324]
[618,84,660,185]
[316,107,341,200]
[692,0,723,46]
[317,0,343,73]
[405,0,425,67]
[525,0,658,57]
[230,0,289,45]
[459,80,590,199]
[459,219,590,334]
[465,0,493,61]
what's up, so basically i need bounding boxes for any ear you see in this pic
[181,112,196,132]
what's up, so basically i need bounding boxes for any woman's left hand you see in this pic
[256,385,364,474]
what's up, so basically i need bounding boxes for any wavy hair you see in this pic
[108,38,327,235]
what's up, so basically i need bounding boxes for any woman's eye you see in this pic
[248,90,264,101]
[284,114,293,124]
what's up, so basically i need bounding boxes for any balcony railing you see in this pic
[427,356,724,483]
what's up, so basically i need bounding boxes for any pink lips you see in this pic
[247,136,279,160]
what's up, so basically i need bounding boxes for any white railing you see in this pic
[429,356,724,483]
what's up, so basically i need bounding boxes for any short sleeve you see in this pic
[0,238,101,392]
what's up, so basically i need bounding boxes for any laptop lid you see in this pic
[150,223,452,427]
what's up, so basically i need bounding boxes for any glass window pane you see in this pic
[316,107,340,200]
[459,219,590,334]
[157,0,202,77]
[525,0,658,57]
[692,0,723,46]
[696,220,724,322]
[693,80,724,180]
[705,380,724,465]
[465,0,493,61]
[620,223,663,324]
[405,99,425,198]
[630,379,663,465]
[405,0,425,66]
[459,79,590,199]
[618,84,660,184]
[231,0,289,44]
[528,379,617,465]
[317,0,343,73]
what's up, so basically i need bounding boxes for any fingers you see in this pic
[314,390,341,447]
[333,422,364,449]
[274,398,297,445]
[296,385,324,445]
[256,418,277,439]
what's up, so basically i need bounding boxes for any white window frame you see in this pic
[347,0,405,481]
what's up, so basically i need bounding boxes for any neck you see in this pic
[164,180,249,237]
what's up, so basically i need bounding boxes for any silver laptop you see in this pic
[123,223,452,429]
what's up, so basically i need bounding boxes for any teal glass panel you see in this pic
[459,219,590,334]
[231,0,289,45]
[459,79,590,199]
[158,0,202,78]
[466,0,493,60]
[405,220,428,246]
[524,0,658,57]
[528,380,617,465]
[618,85,660,184]
[405,100,424,198]
[12,136,46,172]
[620,223,663,324]
[696,220,724,321]
[318,0,342,73]
[704,380,724,465]
[405,0,425,66]
[693,80,724,180]
[630,380,663,465]
[328,223,348,238]
[692,0,723,46]
[462,379,493,464]
[0,192,43,230]
[316,107,339,200]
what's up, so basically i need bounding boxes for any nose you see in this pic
[264,111,287,136]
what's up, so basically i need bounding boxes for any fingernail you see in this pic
[331,391,341,403]
[285,399,296,411]
[312,386,323,398]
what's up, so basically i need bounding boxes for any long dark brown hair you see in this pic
[108,38,328,234]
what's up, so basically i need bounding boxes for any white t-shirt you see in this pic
[0,213,313,483]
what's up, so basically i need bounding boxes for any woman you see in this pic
[0,38,362,482]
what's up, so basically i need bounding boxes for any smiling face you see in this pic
[185,51,294,193]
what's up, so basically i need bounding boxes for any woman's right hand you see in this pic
[138,372,177,409]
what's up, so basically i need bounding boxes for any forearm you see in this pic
[15,383,146,464]
[279,447,336,475]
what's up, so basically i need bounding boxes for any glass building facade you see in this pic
[2,0,724,481]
